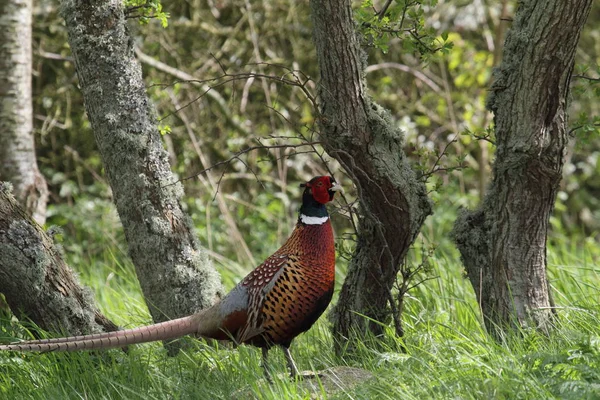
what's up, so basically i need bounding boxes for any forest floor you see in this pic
[1,204,599,399]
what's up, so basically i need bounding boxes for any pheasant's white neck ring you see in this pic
[300,214,329,225]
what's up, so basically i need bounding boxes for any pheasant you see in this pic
[0,176,342,378]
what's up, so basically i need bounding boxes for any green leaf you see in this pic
[159,125,172,135]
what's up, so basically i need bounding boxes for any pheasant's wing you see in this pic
[235,253,293,344]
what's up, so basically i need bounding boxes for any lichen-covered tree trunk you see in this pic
[0,185,118,335]
[59,0,222,331]
[0,0,48,225]
[452,0,593,338]
[310,0,432,351]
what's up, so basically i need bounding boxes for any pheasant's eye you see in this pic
[316,181,323,187]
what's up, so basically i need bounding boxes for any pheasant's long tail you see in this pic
[0,315,199,352]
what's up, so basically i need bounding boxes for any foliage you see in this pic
[125,0,169,28]
[356,0,452,59]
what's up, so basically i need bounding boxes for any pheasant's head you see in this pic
[298,176,342,223]
[301,176,343,204]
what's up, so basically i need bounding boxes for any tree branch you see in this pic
[164,142,323,187]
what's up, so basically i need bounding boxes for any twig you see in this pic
[376,0,394,20]
[35,51,73,62]
[569,123,600,136]
[424,131,460,179]
[264,150,317,163]
[148,66,317,127]
[422,164,466,180]
[404,275,439,293]
[162,142,322,188]
[572,75,599,82]
[210,55,319,111]
[472,132,496,144]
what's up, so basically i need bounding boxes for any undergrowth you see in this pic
[0,198,599,399]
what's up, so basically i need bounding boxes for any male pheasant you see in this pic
[0,176,342,378]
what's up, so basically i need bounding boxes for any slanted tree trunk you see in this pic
[59,0,222,332]
[0,185,118,335]
[0,0,48,225]
[310,0,432,351]
[452,0,593,338]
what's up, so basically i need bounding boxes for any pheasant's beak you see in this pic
[329,181,344,195]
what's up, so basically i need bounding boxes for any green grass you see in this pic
[1,206,599,399]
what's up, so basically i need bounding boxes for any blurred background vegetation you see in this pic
[31,0,599,290]
[1,1,598,397]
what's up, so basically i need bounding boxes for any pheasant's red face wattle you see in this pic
[310,177,331,204]
[303,176,341,204]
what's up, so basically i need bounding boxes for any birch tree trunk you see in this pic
[0,0,48,225]
[310,0,432,351]
[0,185,118,335]
[59,0,222,332]
[452,0,593,338]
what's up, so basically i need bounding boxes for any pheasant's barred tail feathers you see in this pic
[0,315,198,352]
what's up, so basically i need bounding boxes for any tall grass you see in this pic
[1,200,599,399]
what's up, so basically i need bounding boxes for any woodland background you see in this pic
[0,0,599,398]
[29,0,600,258]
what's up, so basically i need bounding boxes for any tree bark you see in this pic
[59,0,222,332]
[0,0,48,225]
[452,0,593,338]
[0,184,118,335]
[310,0,432,351]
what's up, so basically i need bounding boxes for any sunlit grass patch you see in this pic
[1,203,600,399]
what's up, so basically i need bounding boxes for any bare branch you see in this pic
[424,131,461,179]
[569,123,600,136]
[365,62,442,92]
[404,275,439,293]
[572,74,600,82]
[162,142,323,188]
[140,54,319,131]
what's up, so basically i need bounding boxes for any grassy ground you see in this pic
[1,204,599,399]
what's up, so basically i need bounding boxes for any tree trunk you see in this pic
[59,0,222,332]
[0,0,48,225]
[0,185,118,335]
[452,0,593,338]
[310,0,432,351]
